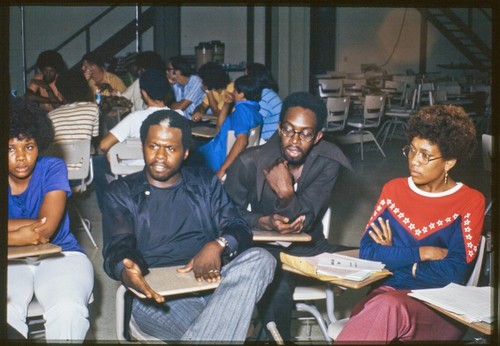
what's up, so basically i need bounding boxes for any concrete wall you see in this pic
[335,7,491,78]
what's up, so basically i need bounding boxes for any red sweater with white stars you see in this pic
[360,177,485,290]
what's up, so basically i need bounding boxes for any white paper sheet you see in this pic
[408,283,493,323]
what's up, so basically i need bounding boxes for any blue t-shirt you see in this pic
[198,100,262,171]
[8,156,83,253]
[259,88,282,141]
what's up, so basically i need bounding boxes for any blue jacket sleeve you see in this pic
[102,182,150,281]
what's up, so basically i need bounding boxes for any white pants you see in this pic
[7,251,94,340]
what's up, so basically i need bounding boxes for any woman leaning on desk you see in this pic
[7,96,94,340]
[336,105,485,343]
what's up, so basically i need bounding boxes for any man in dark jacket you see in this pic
[224,92,352,340]
[102,110,275,342]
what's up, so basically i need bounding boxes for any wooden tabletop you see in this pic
[252,230,312,242]
[8,243,62,260]
[127,265,220,298]
[191,126,217,138]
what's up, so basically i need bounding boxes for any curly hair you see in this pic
[9,96,54,151]
[37,50,67,73]
[198,62,230,90]
[280,92,327,132]
[406,105,477,161]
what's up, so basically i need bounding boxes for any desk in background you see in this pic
[191,126,217,139]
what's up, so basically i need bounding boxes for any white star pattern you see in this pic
[372,200,477,262]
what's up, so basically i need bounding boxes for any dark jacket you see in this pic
[102,166,252,281]
[224,132,352,255]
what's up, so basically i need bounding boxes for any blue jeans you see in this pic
[131,247,276,342]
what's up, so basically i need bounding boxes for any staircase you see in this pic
[418,8,491,72]
[25,6,155,76]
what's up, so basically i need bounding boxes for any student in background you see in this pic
[81,51,127,97]
[245,63,282,143]
[166,56,205,120]
[197,75,262,180]
[49,70,99,143]
[119,51,167,112]
[191,61,234,131]
[26,50,67,111]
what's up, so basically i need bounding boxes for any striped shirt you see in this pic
[259,88,282,141]
[172,75,205,120]
[48,102,99,142]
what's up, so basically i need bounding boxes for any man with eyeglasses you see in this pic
[224,92,352,341]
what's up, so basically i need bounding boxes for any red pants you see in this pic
[335,286,466,344]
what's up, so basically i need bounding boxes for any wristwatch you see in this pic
[215,236,229,254]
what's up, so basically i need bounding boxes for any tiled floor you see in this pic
[66,133,491,343]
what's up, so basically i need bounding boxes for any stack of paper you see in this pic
[408,283,493,323]
[309,253,386,282]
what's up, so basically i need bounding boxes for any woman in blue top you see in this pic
[245,63,282,142]
[8,97,94,340]
[198,75,263,180]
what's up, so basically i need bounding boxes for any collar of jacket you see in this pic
[253,131,353,201]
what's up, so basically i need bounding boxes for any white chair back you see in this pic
[109,138,144,177]
[466,235,486,287]
[324,97,350,132]
[226,125,261,155]
[363,95,386,126]
[318,78,343,98]
[44,138,93,189]
[482,134,492,173]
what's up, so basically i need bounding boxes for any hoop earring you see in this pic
[444,170,448,185]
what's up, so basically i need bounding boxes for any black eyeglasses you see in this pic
[402,145,442,165]
[280,127,316,142]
